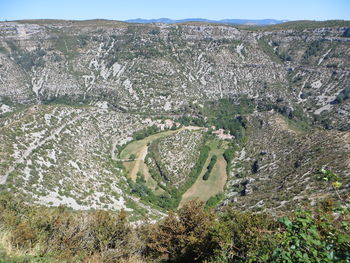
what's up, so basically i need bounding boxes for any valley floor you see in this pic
[120,127,229,209]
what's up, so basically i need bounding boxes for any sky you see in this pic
[0,0,349,21]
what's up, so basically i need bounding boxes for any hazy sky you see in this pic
[1,0,349,21]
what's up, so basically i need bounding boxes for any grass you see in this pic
[179,154,227,208]
[120,129,181,193]
[178,139,228,208]
[0,230,51,263]
[120,129,178,160]
[285,117,311,133]
[123,159,163,195]
[121,127,210,206]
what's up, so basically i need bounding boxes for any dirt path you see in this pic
[129,145,148,181]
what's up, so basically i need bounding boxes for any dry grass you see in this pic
[0,228,43,261]
[120,130,177,160]
[179,147,227,208]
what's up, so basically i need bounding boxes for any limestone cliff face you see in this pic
[0,20,349,215]
[0,21,349,129]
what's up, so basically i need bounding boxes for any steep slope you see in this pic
[224,112,350,213]
[0,21,349,129]
[0,104,167,219]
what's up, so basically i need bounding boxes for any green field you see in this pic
[120,129,178,160]
[179,140,228,208]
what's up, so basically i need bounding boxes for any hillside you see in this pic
[147,129,204,188]
[225,112,350,213]
[0,20,349,218]
[0,20,349,128]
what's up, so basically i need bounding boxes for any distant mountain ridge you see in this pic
[125,18,288,25]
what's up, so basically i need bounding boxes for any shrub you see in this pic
[205,193,224,208]
[272,206,350,262]
[0,193,349,262]
[133,125,160,140]
[129,153,136,161]
[202,155,217,180]
[146,201,224,262]
[10,222,37,248]
[223,147,235,174]
[217,208,279,262]
[0,193,141,262]
[332,87,350,104]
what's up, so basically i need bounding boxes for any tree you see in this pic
[203,155,217,180]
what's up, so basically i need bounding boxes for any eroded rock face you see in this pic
[0,21,349,129]
[0,105,146,209]
[0,21,349,215]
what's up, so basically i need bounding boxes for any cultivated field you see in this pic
[179,140,228,208]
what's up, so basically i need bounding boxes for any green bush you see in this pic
[272,207,350,262]
[0,193,139,262]
[146,201,224,262]
[202,155,217,180]
[223,147,235,174]
[205,193,224,208]
[212,200,350,263]
[133,125,159,140]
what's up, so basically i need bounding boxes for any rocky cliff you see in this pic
[0,20,349,128]
[0,20,349,215]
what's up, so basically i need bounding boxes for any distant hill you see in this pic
[125,18,288,25]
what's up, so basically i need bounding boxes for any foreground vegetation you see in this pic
[0,193,349,263]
